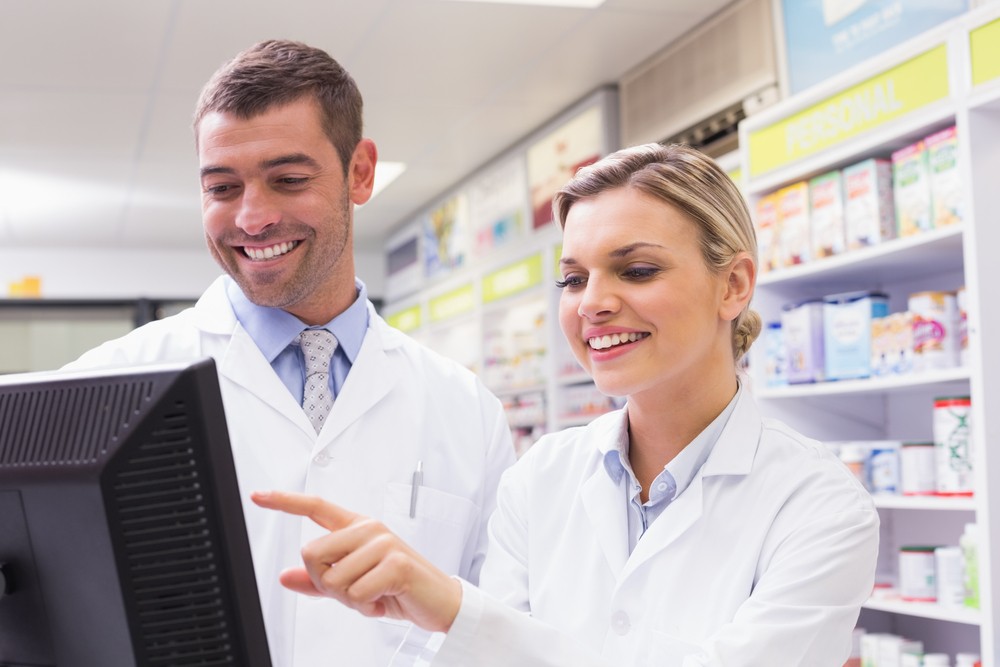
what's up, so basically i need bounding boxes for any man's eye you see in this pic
[205,184,233,195]
[277,177,308,186]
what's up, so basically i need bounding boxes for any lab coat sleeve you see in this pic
[432,579,611,667]
[694,504,880,665]
[463,396,518,586]
[434,508,878,667]
[432,454,611,667]
[432,435,880,666]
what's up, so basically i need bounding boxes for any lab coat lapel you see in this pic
[620,390,762,581]
[218,323,313,434]
[580,414,630,577]
[318,315,396,442]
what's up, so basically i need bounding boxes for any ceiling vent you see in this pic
[620,0,781,153]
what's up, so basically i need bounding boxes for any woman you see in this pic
[254,143,879,666]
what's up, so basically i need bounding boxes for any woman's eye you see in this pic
[623,266,660,280]
[555,275,586,289]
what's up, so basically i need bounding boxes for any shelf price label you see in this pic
[748,44,950,178]
[970,16,1000,87]
[429,284,475,323]
[483,253,543,304]
[386,305,422,333]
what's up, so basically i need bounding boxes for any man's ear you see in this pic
[720,252,756,322]
[348,138,377,206]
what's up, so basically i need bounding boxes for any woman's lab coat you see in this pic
[65,276,515,667]
[433,389,879,667]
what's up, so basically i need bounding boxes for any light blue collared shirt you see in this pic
[603,381,743,553]
[225,276,370,404]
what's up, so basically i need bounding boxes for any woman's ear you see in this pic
[720,252,756,322]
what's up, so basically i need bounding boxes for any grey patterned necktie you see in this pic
[298,329,338,433]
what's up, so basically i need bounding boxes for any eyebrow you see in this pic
[200,153,320,179]
[559,241,665,266]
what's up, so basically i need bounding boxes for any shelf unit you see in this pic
[382,90,623,451]
[739,5,1000,662]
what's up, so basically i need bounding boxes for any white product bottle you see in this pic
[955,653,980,667]
[924,654,951,667]
[961,523,980,609]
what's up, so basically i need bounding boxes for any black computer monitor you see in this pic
[0,358,272,666]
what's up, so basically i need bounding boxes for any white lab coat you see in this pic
[65,276,516,667]
[433,388,879,667]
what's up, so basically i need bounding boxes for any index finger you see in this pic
[251,490,358,531]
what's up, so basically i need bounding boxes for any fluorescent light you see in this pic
[369,161,406,202]
[440,0,605,7]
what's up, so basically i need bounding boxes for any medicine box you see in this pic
[843,158,895,250]
[777,181,811,267]
[763,321,787,387]
[888,311,916,375]
[892,140,932,237]
[809,170,846,259]
[925,125,962,228]
[823,290,889,381]
[754,192,782,273]
[782,299,825,384]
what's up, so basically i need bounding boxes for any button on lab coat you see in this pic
[66,276,516,667]
[434,389,879,666]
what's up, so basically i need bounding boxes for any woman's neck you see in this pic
[626,373,738,499]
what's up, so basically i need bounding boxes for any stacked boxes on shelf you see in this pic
[753,126,962,275]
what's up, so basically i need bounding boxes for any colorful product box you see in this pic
[782,299,825,384]
[871,316,892,377]
[925,125,962,228]
[809,170,846,259]
[888,311,916,375]
[823,290,889,381]
[763,321,787,387]
[754,192,782,273]
[892,140,932,237]
[843,158,896,250]
[777,181,811,267]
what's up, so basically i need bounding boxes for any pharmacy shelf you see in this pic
[757,367,971,399]
[863,597,982,626]
[757,225,964,290]
[873,495,978,512]
[739,8,1000,661]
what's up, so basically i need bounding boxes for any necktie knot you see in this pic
[298,329,338,433]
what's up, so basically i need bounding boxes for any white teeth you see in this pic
[244,241,298,260]
[588,332,645,350]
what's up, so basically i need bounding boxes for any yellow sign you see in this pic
[971,17,1000,87]
[385,305,422,333]
[483,254,543,303]
[429,284,475,322]
[748,45,949,178]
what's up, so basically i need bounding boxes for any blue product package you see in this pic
[823,290,890,381]
[782,299,825,384]
[764,321,788,387]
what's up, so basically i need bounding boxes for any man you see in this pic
[65,40,515,666]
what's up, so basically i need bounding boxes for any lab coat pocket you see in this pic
[383,482,477,574]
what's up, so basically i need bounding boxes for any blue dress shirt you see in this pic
[225,276,370,404]
[603,381,743,553]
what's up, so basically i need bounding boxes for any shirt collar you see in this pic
[602,381,744,498]
[225,276,370,363]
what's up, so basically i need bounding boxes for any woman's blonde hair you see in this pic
[553,143,761,361]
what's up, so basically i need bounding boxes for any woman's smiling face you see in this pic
[557,186,732,400]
